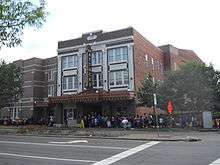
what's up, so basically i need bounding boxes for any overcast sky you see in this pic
[1,0,220,70]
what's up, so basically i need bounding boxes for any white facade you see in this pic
[57,37,135,96]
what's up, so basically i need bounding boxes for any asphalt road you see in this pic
[0,133,219,165]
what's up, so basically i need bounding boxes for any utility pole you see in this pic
[153,93,159,137]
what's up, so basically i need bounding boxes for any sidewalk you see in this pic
[117,131,202,142]
[0,125,206,142]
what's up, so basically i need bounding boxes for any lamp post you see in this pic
[153,93,159,137]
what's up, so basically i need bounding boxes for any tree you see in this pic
[0,0,47,47]
[137,74,160,107]
[158,62,217,113]
[0,60,23,108]
[208,65,220,112]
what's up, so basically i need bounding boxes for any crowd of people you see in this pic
[3,113,219,129]
[78,114,174,129]
[1,116,28,126]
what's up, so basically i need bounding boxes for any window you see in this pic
[145,54,148,61]
[107,47,128,63]
[48,70,53,81]
[157,61,160,70]
[62,76,78,91]
[63,77,67,90]
[109,72,114,86]
[115,48,121,61]
[108,49,114,63]
[109,70,129,86]
[74,76,78,89]
[62,57,68,69]
[116,71,122,85]
[151,58,154,70]
[92,72,103,88]
[154,60,159,70]
[124,71,129,85]
[68,56,73,68]
[62,55,78,70]
[68,77,73,90]
[92,51,102,65]
[48,85,54,97]
[122,47,128,60]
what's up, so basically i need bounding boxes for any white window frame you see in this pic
[151,58,154,70]
[48,85,54,97]
[107,47,128,64]
[47,70,53,81]
[109,70,129,87]
[92,72,103,88]
[62,55,78,70]
[145,54,148,61]
[62,76,78,91]
[92,51,102,66]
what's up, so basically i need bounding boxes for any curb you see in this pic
[0,133,202,142]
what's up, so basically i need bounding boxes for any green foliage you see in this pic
[137,74,160,107]
[0,0,47,47]
[158,62,218,113]
[0,60,23,108]
[138,62,220,113]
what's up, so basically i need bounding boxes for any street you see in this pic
[0,133,219,165]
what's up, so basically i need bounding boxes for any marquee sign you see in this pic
[83,45,93,90]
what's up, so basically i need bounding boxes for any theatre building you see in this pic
[50,27,201,126]
[1,27,202,126]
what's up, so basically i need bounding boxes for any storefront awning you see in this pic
[49,90,135,104]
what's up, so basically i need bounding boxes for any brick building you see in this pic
[1,57,57,122]
[1,27,202,125]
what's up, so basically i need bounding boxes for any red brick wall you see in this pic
[160,45,203,71]
[133,30,165,90]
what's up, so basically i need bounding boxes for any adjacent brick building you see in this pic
[1,27,202,125]
[1,57,57,121]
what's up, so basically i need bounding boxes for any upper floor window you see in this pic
[48,70,53,81]
[151,58,154,70]
[62,76,78,91]
[109,70,129,86]
[108,47,128,63]
[48,85,54,97]
[92,51,102,65]
[145,54,148,61]
[92,72,103,88]
[62,55,78,70]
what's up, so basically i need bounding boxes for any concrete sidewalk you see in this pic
[0,125,205,142]
[117,131,202,142]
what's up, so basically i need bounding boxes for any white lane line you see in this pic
[92,141,160,165]
[49,140,88,144]
[209,158,220,165]
[0,152,96,163]
[0,140,129,150]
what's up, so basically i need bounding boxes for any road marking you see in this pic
[49,140,88,144]
[209,158,220,165]
[92,141,160,165]
[0,152,96,163]
[0,140,129,150]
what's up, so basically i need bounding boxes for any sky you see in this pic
[1,0,220,70]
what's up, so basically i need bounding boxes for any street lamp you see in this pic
[153,93,159,137]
